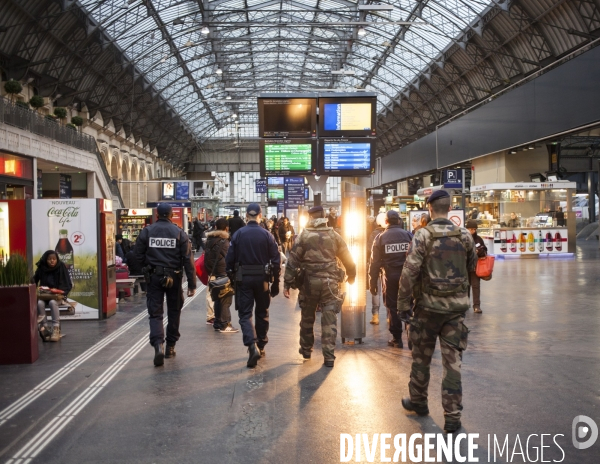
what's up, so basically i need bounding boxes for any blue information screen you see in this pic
[323,103,372,131]
[324,142,371,172]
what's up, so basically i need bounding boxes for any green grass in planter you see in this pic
[0,254,30,287]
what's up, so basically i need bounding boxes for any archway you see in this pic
[121,160,130,207]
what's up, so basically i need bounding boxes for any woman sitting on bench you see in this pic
[32,250,73,342]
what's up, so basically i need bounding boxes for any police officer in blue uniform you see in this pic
[368,210,413,348]
[226,203,280,368]
[134,203,197,366]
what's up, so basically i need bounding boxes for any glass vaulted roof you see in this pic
[80,0,492,141]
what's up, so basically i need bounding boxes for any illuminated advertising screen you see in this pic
[259,139,317,177]
[318,138,375,177]
[318,96,377,137]
[258,98,317,138]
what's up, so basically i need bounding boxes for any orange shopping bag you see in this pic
[475,255,494,280]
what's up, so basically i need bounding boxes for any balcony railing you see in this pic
[0,97,98,153]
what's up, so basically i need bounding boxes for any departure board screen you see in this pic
[267,188,284,200]
[259,139,317,176]
[318,138,375,176]
[258,98,317,138]
[318,96,377,137]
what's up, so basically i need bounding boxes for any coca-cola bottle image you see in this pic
[555,232,562,251]
[545,232,553,251]
[55,229,74,269]
[519,233,527,252]
[538,230,544,252]
[510,233,517,252]
[500,231,507,252]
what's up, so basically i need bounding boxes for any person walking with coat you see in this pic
[466,219,487,313]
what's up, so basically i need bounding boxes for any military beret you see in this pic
[426,190,450,204]
[308,205,324,215]
[157,203,173,216]
[246,203,262,216]
[466,219,478,229]
[386,210,400,220]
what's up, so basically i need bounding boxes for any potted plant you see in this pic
[0,254,39,364]
[29,95,45,113]
[3,79,23,103]
[54,106,67,123]
[16,100,30,110]
[71,115,84,132]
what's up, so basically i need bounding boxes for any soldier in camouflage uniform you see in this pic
[283,206,356,368]
[397,190,477,433]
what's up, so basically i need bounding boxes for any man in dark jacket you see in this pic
[228,210,246,236]
[466,219,487,313]
[134,203,197,366]
[366,213,385,325]
[192,218,205,251]
[368,210,413,348]
[204,218,238,333]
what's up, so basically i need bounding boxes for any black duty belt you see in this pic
[239,264,265,276]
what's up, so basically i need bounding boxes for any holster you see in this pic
[237,264,267,281]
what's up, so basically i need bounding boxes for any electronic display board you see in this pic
[318,138,375,176]
[267,188,284,200]
[267,177,284,187]
[259,139,317,177]
[318,96,377,137]
[258,98,317,138]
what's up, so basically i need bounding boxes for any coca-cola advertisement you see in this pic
[30,199,100,320]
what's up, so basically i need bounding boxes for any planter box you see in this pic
[0,284,38,364]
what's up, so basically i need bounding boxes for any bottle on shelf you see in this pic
[55,229,74,270]
[527,232,535,252]
[537,230,544,252]
[510,233,517,253]
[545,232,553,251]
[555,232,562,252]
[500,230,507,253]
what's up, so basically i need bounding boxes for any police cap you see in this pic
[157,203,173,217]
[308,205,324,217]
[426,190,450,204]
[246,203,262,217]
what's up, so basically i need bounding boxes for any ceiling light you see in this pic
[216,67,223,74]
[173,18,185,25]
[225,95,231,100]
[510,149,517,154]
[528,145,535,150]
[331,69,355,75]
[358,27,367,37]
[201,26,210,35]
[225,87,250,91]
[232,113,237,118]
[184,40,194,47]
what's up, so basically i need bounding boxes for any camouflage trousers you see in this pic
[298,276,342,360]
[408,309,469,423]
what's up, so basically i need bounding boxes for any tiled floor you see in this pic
[0,241,599,463]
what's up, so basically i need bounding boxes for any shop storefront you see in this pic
[116,208,156,242]
[470,182,577,256]
[0,151,34,200]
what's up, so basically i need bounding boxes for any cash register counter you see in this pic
[479,227,569,256]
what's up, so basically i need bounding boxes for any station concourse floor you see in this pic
[1,242,599,464]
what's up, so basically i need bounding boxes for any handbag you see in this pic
[195,254,209,285]
[475,255,495,280]
[207,239,234,298]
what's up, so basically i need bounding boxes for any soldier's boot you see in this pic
[247,343,261,368]
[401,397,429,416]
[153,343,164,366]
[444,419,462,434]
[258,347,266,357]
[324,358,334,368]
[370,314,379,325]
[473,305,482,313]
[165,344,176,358]
[48,325,61,342]
[299,347,311,360]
